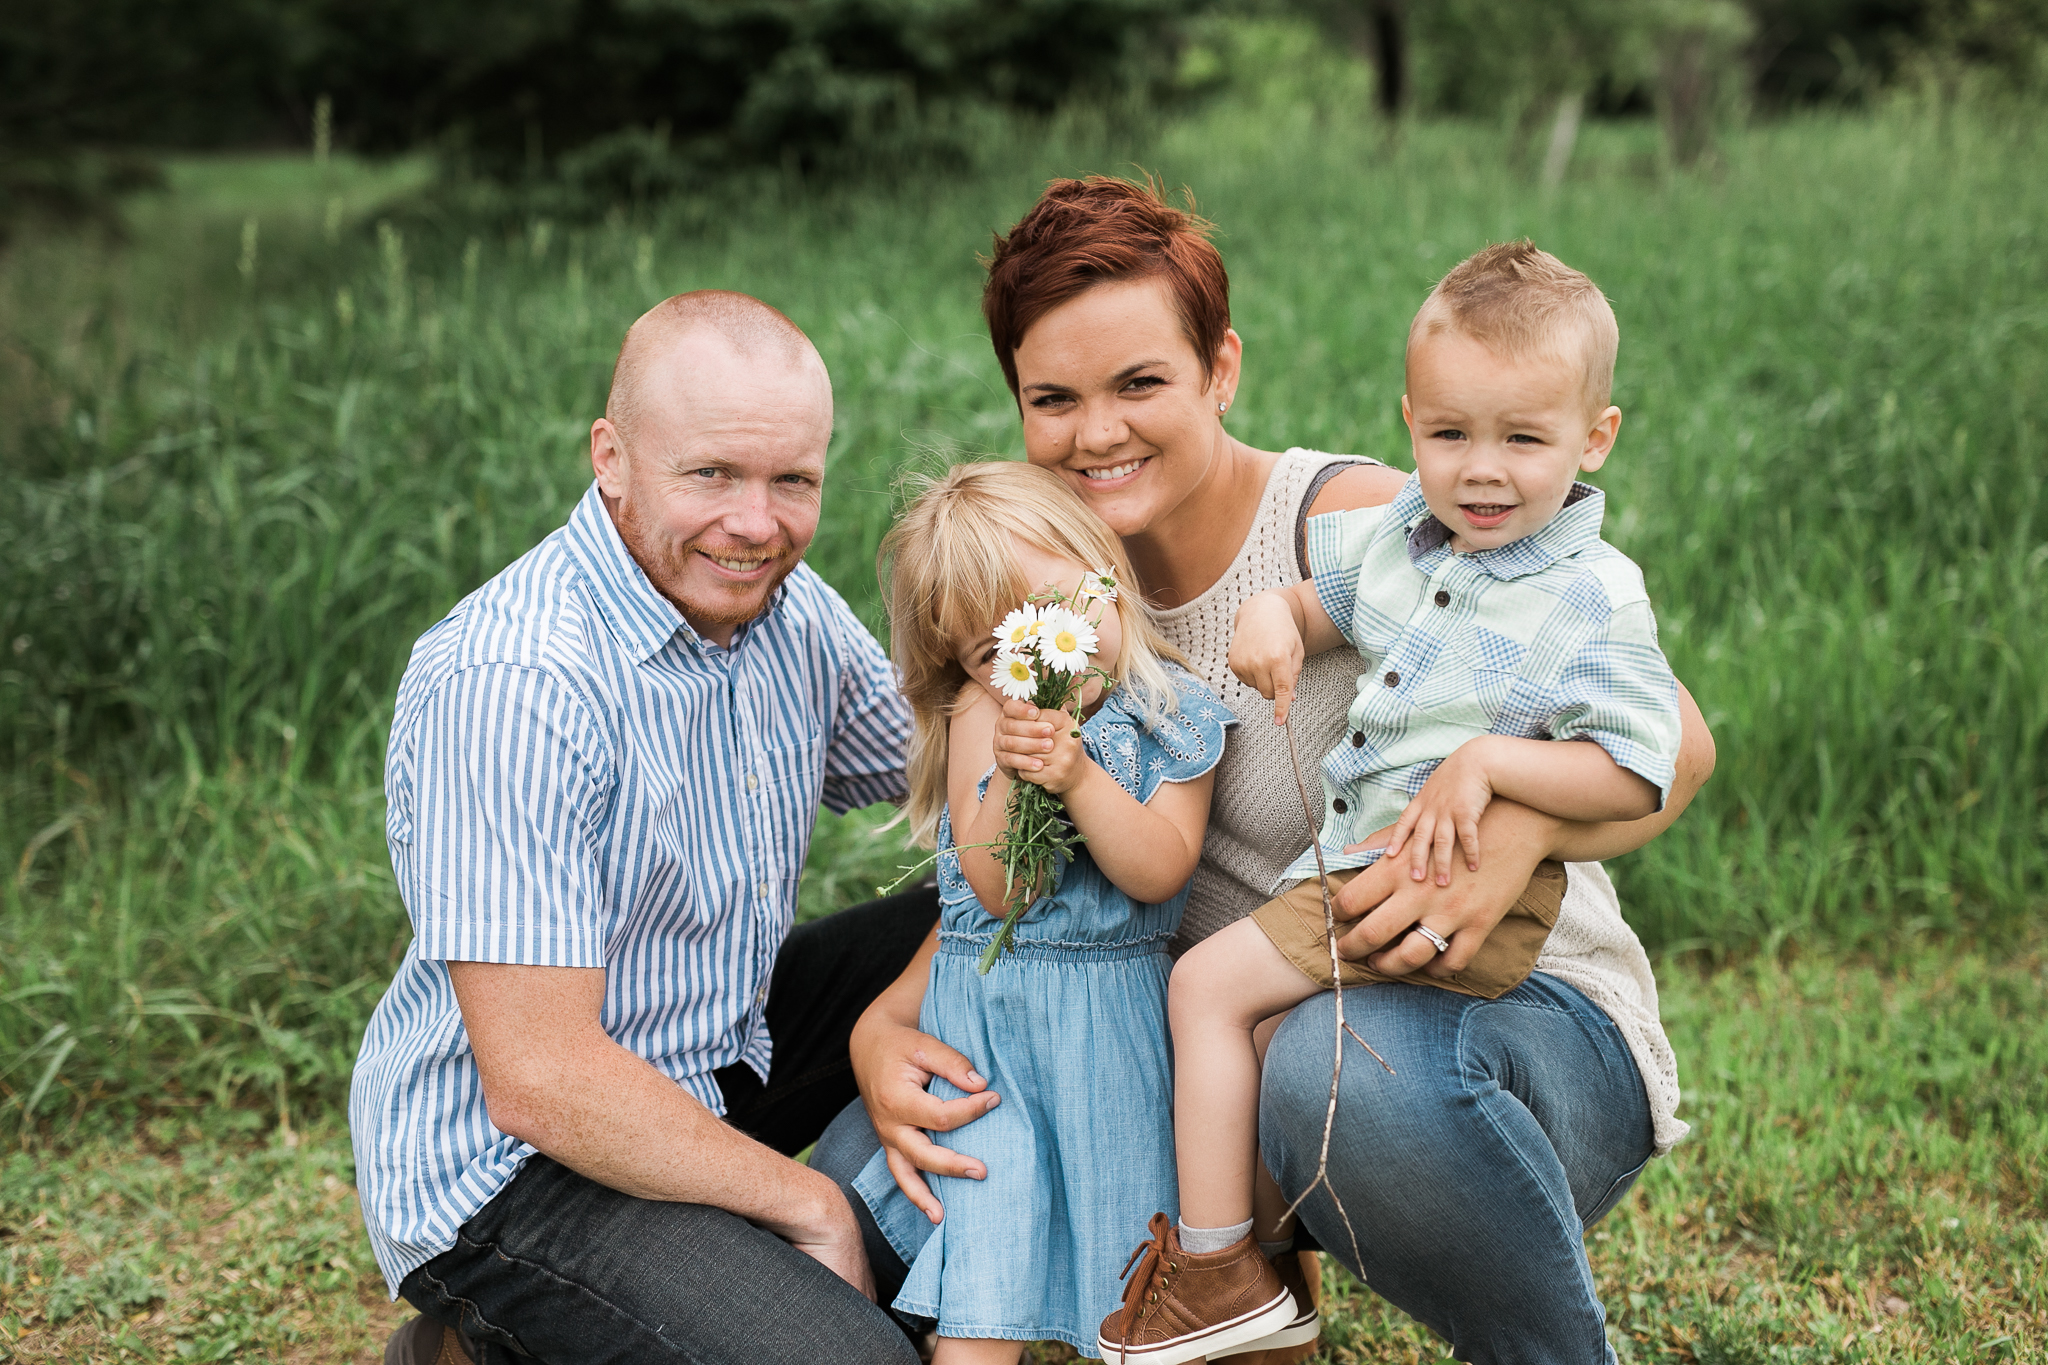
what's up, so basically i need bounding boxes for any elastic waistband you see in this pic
[936,931,1173,963]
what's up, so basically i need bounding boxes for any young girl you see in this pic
[851,462,1238,1361]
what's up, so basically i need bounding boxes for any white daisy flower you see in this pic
[1036,605,1098,674]
[1077,569,1119,604]
[993,604,1043,655]
[993,653,1037,700]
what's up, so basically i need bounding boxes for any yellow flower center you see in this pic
[1005,659,1032,681]
[1053,630,1079,653]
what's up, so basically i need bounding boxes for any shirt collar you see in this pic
[1399,474,1606,581]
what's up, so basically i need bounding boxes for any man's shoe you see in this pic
[1096,1213,1298,1365]
[1215,1251,1323,1362]
[384,1316,477,1365]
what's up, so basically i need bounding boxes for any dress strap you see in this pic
[1296,458,1369,579]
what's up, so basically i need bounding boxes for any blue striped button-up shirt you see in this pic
[349,481,910,1292]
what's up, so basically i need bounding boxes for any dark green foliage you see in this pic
[1,0,1192,170]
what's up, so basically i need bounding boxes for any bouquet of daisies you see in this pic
[977,570,1120,972]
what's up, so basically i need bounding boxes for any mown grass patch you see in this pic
[3,945,2041,1362]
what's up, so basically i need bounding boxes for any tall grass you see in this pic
[2,100,2043,1133]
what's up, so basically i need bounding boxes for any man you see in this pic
[352,291,935,1364]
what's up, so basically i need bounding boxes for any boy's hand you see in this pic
[994,700,1089,795]
[1380,737,1500,886]
[1229,590,1307,725]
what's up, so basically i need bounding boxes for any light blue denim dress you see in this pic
[853,666,1234,1351]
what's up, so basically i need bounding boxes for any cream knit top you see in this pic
[1156,449,1687,1154]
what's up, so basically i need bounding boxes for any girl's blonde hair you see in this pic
[878,461,1188,849]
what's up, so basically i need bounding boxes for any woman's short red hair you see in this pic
[982,175,1231,400]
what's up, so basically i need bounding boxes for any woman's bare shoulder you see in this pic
[1308,460,1409,516]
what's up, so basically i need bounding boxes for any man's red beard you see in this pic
[612,499,799,627]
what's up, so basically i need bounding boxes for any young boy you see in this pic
[1098,241,1684,1364]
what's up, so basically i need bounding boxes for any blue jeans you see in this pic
[815,971,1653,1364]
[395,889,938,1364]
[1261,972,1653,1364]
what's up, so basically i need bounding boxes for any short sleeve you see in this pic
[819,594,912,814]
[1088,667,1237,805]
[399,663,614,966]
[1549,600,1683,808]
[1303,504,1390,638]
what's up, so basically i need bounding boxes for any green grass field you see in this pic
[2,88,2044,1361]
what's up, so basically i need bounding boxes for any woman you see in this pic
[817,177,1714,1364]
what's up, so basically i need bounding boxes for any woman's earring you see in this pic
[1218,401,1229,414]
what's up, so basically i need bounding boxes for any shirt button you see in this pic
[755,984,769,1005]
[1384,671,1400,688]
[1350,731,1365,748]
[746,773,759,792]
[756,881,770,898]
[1434,590,1451,608]
[1332,798,1348,814]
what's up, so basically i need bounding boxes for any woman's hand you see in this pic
[1331,799,1563,977]
[995,701,1087,794]
[849,925,1000,1223]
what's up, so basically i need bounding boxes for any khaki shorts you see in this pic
[1249,860,1567,1002]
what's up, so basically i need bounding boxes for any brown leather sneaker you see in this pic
[1097,1213,1298,1365]
[1215,1251,1323,1363]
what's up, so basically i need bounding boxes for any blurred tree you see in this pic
[0,0,1198,223]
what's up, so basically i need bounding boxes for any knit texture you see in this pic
[1157,449,1687,1154]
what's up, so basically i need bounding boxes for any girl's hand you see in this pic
[1228,590,1308,725]
[1379,738,1499,886]
[995,700,1088,795]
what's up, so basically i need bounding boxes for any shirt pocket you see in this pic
[760,725,827,882]
[1460,655,1560,740]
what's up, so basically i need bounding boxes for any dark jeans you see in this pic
[397,887,939,1364]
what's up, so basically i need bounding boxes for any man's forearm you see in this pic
[517,1039,842,1235]
[451,962,847,1246]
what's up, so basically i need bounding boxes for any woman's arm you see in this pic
[1331,684,1714,976]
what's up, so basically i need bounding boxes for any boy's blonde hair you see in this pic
[878,461,1188,849]
[1407,240,1620,412]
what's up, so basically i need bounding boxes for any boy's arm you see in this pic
[1229,578,1347,725]
[1466,735,1659,821]
[1376,735,1658,888]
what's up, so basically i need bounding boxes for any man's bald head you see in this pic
[605,290,828,446]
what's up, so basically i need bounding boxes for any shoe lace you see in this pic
[1109,1212,1178,1356]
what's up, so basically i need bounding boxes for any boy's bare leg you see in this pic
[1170,920,1323,1230]
[1249,1015,1297,1245]
[930,1337,1025,1365]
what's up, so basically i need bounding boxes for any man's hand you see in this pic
[1374,739,1499,887]
[849,926,1000,1224]
[1229,590,1309,725]
[784,1184,878,1302]
[1330,800,1564,978]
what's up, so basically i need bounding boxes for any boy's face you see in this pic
[1403,330,1622,554]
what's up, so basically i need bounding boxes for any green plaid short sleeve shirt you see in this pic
[1278,472,1682,886]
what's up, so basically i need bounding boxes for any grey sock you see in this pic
[1258,1236,1295,1259]
[1178,1217,1254,1255]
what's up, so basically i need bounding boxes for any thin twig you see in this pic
[1275,718,1371,1272]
